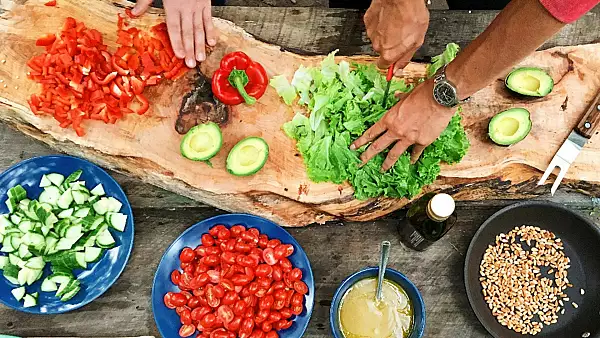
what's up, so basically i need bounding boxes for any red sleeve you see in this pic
[539,0,599,23]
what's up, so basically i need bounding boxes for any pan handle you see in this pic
[576,90,600,139]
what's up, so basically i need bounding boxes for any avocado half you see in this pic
[488,108,532,146]
[505,67,554,97]
[227,137,269,176]
[180,122,223,161]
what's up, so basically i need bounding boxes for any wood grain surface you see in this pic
[1,0,600,227]
[0,3,600,337]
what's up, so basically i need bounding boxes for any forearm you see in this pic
[445,0,566,99]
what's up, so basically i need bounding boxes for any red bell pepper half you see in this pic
[211,51,268,106]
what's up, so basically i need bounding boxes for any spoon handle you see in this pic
[376,241,391,302]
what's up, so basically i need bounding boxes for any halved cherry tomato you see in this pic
[164,292,177,309]
[217,304,235,324]
[179,324,196,337]
[180,247,196,263]
[171,293,188,307]
[293,281,308,295]
[263,248,278,266]
[265,331,279,338]
[171,270,182,285]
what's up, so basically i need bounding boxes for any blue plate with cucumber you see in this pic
[0,155,134,314]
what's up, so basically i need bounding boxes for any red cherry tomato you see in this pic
[190,273,210,289]
[221,252,237,265]
[222,291,239,305]
[244,295,258,308]
[202,234,215,247]
[205,246,221,256]
[196,263,209,275]
[220,278,235,291]
[171,293,188,307]
[273,298,285,310]
[249,329,265,338]
[293,281,308,295]
[256,277,271,290]
[279,308,293,319]
[232,274,253,286]
[217,228,231,240]
[279,258,292,273]
[245,267,255,279]
[171,270,182,285]
[258,295,274,310]
[284,290,294,307]
[179,324,196,337]
[209,225,227,237]
[180,247,196,263]
[207,270,221,283]
[188,296,200,309]
[195,246,208,256]
[262,248,278,266]
[210,328,230,338]
[224,315,242,331]
[191,306,212,321]
[291,305,303,315]
[255,308,269,323]
[255,264,273,278]
[266,239,281,249]
[180,308,193,325]
[258,235,269,248]
[233,300,247,316]
[206,286,221,308]
[235,242,252,253]
[217,304,235,324]
[291,293,304,307]
[230,225,246,237]
[242,318,255,333]
[272,266,283,281]
[203,255,220,267]
[164,292,177,309]
[201,313,218,328]
[268,311,282,323]
[277,319,293,330]
[261,321,273,333]
[213,284,225,298]
[289,268,302,281]
[245,307,255,319]
[265,331,279,338]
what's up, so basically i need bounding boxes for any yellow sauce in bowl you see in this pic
[338,278,413,338]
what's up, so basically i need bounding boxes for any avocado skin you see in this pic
[505,67,554,97]
[226,137,270,177]
[488,108,532,146]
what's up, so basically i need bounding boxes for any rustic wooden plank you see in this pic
[1,204,597,337]
[211,7,600,58]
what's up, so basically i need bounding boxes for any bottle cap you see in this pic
[427,193,455,221]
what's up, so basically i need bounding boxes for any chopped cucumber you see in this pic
[106,197,122,212]
[56,279,79,298]
[84,246,104,263]
[63,170,83,187]
[57,208,74,219]
[40,278,58,292]
[8,186,28,202]
[95,228,116,249]
[23,294,37,308]
[75,252,87,269]
[55,238,76,251]
[47,173,65,187]
[25,256,45,270]
[5,199,18,213]
[39,175,52,188]
[72,190,89,205]
[11,286,26,301]
[9,254,25,268]
[18,220,34,233]
[10,214,21,225]
[48,274,72,285]
[73,208,90,218]
[18,244,32,260]
[90,184,105,196]
[92,198,109,215]
[107,213,127,232]
[0,215,12,229]
[60,284,80,301]
[0,256,8,269]
[57,189,73,210]
[39,186,61,206]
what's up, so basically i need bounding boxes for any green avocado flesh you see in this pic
[227,137,269,176]
[505,67,554,97]
[180,122,223,161]
[488,108,532,146]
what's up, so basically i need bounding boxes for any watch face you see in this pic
[433,81,458,107]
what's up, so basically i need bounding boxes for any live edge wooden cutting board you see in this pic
[1,0,600,226]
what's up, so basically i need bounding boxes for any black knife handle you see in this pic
[576,90,600,139]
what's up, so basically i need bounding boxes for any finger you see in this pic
[350,121,386,150]
[382,139,412,172]
[132,0,153,16]
[166,11,185,59]
[376,46,418,70]
[181,12,196,68]
[360,132,397,164]
[203,6,217,47]
[410,145,426,164]
[193,11,206,63]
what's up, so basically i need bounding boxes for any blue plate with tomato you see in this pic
[152,214,315,338]
[0,155,134,314]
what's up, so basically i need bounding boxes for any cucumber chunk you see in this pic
[107,213,127,232]
[57,208,74,219]
[22,294,37,308]
[47,173,65,187]
[39,175,52,188]
[8,185,28,202]
[95,228,116,249]
[57,189,74,210]
[11,286,26,301]
[25,256,45,270]
[84,246,104,263]
[60,284,81,302]
[72,190,89,205]
[41,278,58,292]
[39,186,61,206]
[90,184,105,196]
[0,256,8,269]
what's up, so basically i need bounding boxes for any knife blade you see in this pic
[538,90,600,195]
[381,63,395,106]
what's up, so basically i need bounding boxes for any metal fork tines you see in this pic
[537,131,587,195]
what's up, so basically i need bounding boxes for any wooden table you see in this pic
[1,5,600,338]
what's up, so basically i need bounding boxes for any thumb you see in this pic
[132,0,153,16]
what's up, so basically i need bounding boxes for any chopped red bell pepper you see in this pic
[125,9,137,19]
[36,34,56,47]
[211,51,268,105]
[44,0,57,6]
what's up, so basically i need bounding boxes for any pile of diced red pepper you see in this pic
[27,15,188,136]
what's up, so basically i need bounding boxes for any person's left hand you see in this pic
[350,79,454,171]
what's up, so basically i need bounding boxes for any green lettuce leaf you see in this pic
[277,45,470,200]
[426,43,460,78]
[269,75,297,105]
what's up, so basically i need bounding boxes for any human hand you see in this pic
[350,80,454,171]
[364,0,429,71]
[132,0,218,68]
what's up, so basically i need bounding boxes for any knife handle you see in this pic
[576,90,600,139]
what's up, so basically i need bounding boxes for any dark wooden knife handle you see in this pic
[576,90,600,139]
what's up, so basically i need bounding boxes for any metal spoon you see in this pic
[376,241,391,303]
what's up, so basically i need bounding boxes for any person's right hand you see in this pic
[132,0,218,69]
[364,0,430,71]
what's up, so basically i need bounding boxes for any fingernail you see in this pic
[196,52,205,62]
[186,58,196,68]
[175,50,185,59]
[349,144,356,150]
[208,39,216,46]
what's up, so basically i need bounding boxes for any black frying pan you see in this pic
[465,201,600,338]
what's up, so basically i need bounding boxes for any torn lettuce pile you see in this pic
[271,43,470,200]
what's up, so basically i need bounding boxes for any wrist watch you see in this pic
[432,65,470,108]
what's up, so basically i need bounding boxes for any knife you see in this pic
[382,63,396,107]
[538,90,600,195]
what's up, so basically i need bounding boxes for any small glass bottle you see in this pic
[397,192,457,251]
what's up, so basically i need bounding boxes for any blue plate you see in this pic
[0,155,134,314]
[152,214,315,338]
